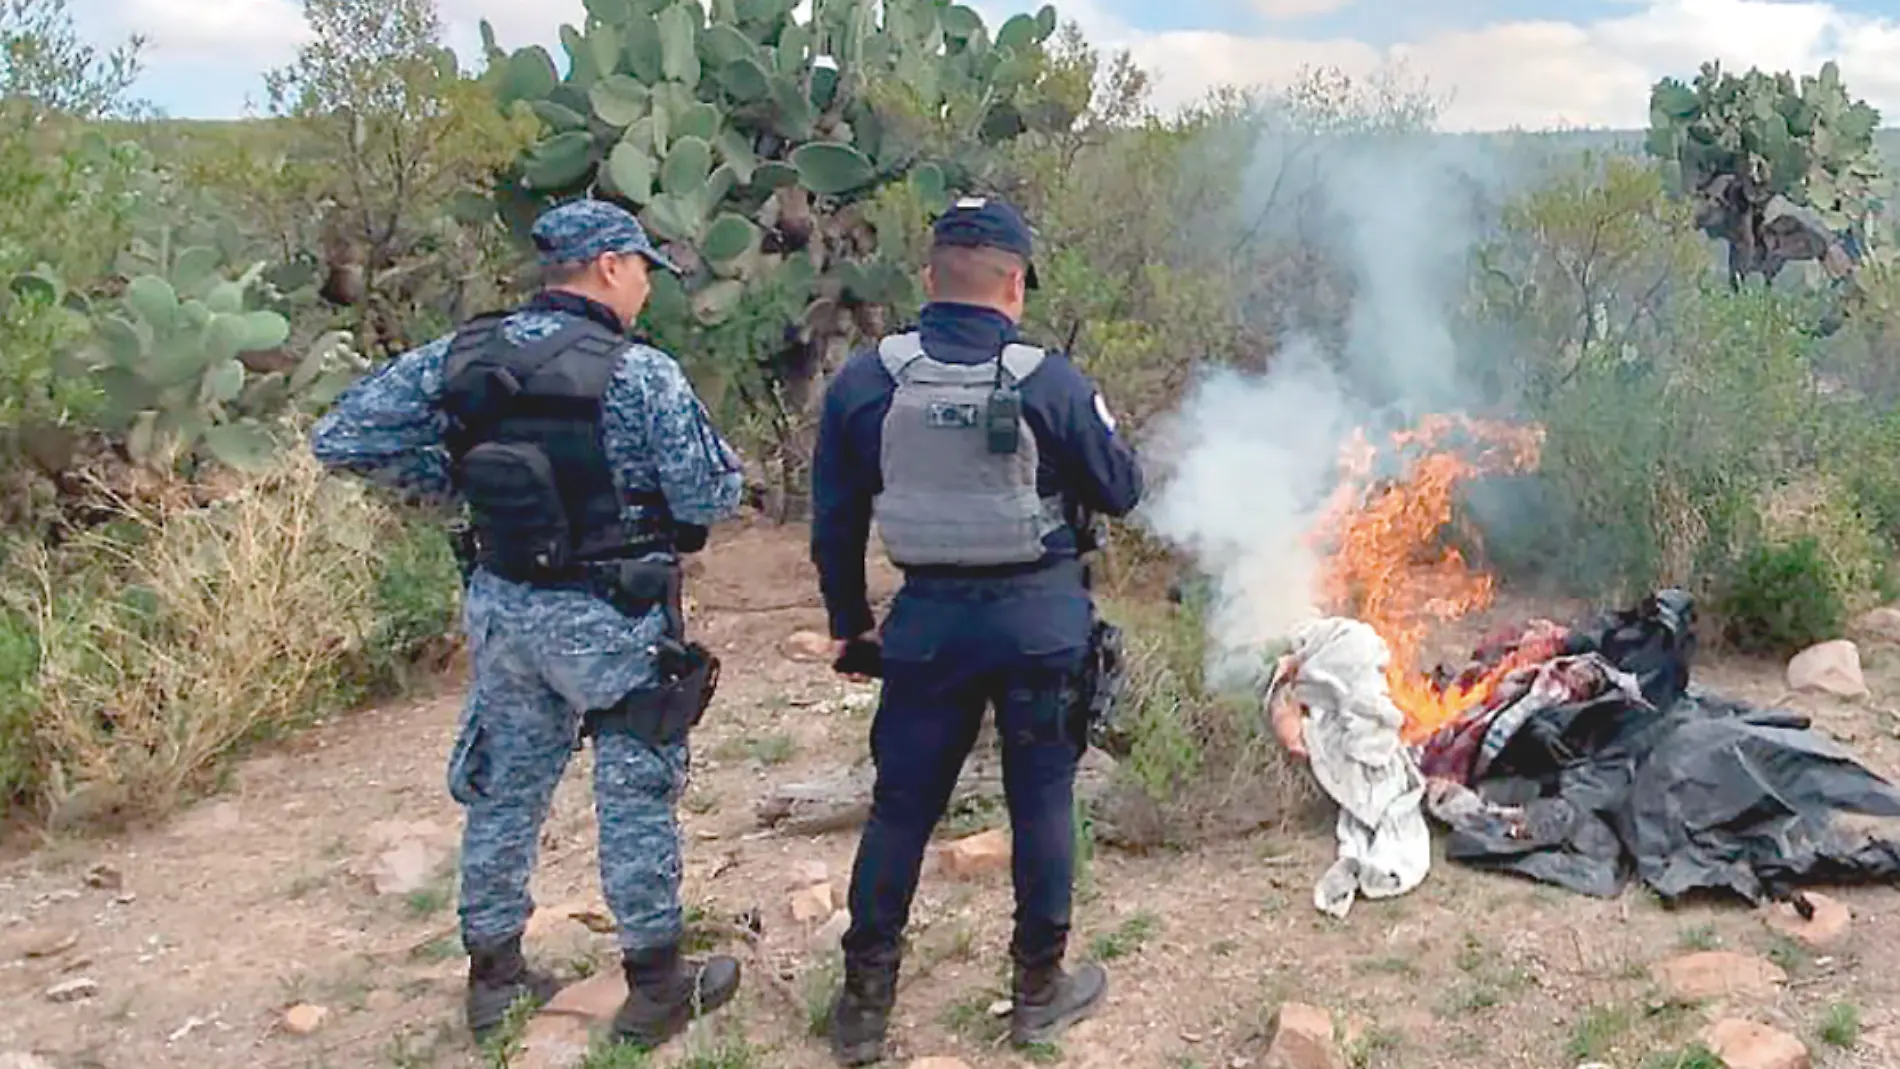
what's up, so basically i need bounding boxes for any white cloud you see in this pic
[84,0,1900,130]
[1253,0,1356,19]
[92,0,310,63]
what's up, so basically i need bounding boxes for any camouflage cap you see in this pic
[530,199,680,274]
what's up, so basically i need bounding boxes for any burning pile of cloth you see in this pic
[1266,589,1900,914]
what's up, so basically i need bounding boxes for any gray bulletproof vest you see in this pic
[872,331,1066,567]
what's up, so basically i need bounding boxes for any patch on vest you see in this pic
[1093,393,1118,432]
[926,401,982,428]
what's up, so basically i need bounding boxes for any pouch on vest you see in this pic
[458,441,573,578]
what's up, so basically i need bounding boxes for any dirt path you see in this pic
[4,521,1900,1068]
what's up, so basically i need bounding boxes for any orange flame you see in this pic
[1309,414,1545,741]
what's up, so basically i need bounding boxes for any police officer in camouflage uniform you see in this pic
[809,196,1144,1064]
[310,200,746,1048]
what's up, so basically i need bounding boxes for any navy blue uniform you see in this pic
[810,300,1142,973]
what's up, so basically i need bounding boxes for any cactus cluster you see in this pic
[478,0,1067,345]
[72,250,361,472]
[1646,60,1883,283]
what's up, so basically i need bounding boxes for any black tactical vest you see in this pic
[439,311,670,581]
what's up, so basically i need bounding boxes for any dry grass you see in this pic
[10,451,417,825]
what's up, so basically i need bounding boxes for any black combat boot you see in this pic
[612,942,742,1048]
[825,946,901,1066]
[1009,957,1108,1047]
[465,933,562,1039]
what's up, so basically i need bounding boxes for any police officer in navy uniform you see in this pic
[809,196,1144,1064]
[311,200,746,1048]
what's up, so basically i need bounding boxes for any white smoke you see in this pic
[1138,125,1507,689]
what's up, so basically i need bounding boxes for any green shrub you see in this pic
[1718,537,1846,655]
[1091,595,1318,848]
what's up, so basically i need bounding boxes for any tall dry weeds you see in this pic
[14,451,412,825]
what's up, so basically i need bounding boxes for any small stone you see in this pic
[1653,952,1786,1002]
[1762,892,1850,947]
[83,864,122,891]
[988,999,1013,1017]
[1263,1002,1346,1069]
[1787,640,1868,698]
[516,1014,593,1069]
[940,829,1011,878]
[787,859,830,888]
[541,969,627,1023]
[905,1059,974,1069]
[810,909,850,953]
[282,1003,328,1035]
[16,929,78,959]
[1703,1018,1811,1069]
[45,976,98,1002]
[790,882,835,923]
[1852,606,1900,644]
[368,837,449,896]
[780,631,834,662]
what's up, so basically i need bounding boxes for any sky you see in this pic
[69,0,1900,131]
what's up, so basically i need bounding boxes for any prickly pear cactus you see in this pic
[76,252,363,472]
[477,0,1072,418]
[1646,60,1884,284]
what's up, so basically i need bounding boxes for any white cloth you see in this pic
[1268,617,1431,917]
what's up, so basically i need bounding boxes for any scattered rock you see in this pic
[780,631,834,662]
[526,900,616,945]
[363,821,454,896]
[45,976,98,1003]
[1653,952,1786,1002]
[282,1003,328,1035]
[1703,1018,1811,1069]
[787,859,831,888]
[810,908,850,953]
[1263,1002,1346,1069]
[516,1013,594,1069]
[541,970,627,1023]
[0,1055,57,1069]
[1852,606,1900,645]
[1762,892,1850,947]
[906,1059,974,1069]
[83,863,123,892]
[1786,640,1868,698]
[12,928,78,960]
[940,829,1011,878]
[790,881,835,923]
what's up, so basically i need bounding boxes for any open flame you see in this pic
[1309,414,1545,741]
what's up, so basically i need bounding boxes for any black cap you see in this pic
[931,195,1039,289]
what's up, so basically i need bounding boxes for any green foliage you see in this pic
[1645,60,1881,282]
[1720,538,1848,655]
[1476,156,1895,621]
[0,0,147,122]
[69,256,362,472]
[479,0,1077,485]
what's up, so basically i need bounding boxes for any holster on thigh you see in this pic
[579,642,721,747]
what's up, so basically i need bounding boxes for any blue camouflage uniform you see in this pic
[309,203,744,968]
[812,196,1143,1061]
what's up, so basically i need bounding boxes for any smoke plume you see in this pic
[1138,124,1506,689]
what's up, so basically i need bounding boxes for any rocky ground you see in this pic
[4,520,1900,1069]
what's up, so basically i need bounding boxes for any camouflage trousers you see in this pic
[445,595,688,955]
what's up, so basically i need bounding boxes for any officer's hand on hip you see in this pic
[830,633,880,683]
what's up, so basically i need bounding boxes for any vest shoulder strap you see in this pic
[877,332,1048,386]
[877,332,926,382]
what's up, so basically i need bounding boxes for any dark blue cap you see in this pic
[931,195,1039,289]
[531,199,680,274]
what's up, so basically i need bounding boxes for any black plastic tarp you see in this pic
[1441,589,1900,902]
